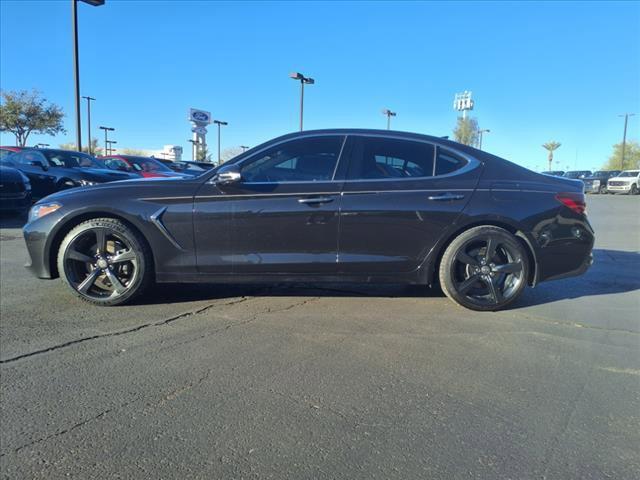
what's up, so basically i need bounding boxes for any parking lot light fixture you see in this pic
[82,96,96,154]
[35,143,50,148]
[72,0,105,152]
[99,126,114,155]
[478,129,490,150]
[105,139,117,155]
[382,109,396,130]
[240,145,249,153]
[289,72,315,131]
[213,120,228,165]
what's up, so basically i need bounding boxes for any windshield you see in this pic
[563,171,590,178]
[618,171,640,177]
[124,156,174,173]
[43,150,104,169]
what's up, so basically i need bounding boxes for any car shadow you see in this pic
[135,249,639,307]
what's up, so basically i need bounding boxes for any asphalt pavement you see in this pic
[0,195,638,479]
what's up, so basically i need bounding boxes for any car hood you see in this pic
[608,176,637,182]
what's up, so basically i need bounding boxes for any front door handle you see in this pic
[427,192,465,201]
[298,196,334,205]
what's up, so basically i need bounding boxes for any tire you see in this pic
[631,184,638,195]
[599,185,607,194]
[439,226,529,311]
[57,217,153,306]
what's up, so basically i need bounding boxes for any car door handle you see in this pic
[298,196,334,205]
[427,192,465,201]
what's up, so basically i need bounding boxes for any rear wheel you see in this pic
[599,184,607,194]
[439,226,529,311]
[631,184,638,195]
[57,218,152,306]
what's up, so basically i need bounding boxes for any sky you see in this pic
[1,0,639,171]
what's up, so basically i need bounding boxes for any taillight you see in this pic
[555,192,586,215]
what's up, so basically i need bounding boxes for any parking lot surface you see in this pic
[1,195,638,479]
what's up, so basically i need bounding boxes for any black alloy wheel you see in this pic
[439,226,529,311]
[57,218,152,305]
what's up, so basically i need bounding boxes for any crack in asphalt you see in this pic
[1,369,214,458]
[0,297,252,365]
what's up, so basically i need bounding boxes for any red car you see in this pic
[100,155,186,178]
[0,146,26,160]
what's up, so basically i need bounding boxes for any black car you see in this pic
[23,129,594,311]
[0,148,137,200]
[541,170,564,176]
[0,165,32,215]
[582,170,621,194]
[156,159,210,176]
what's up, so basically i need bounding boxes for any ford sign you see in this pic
[189,108,212,124]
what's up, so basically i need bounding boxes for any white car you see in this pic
[607,170,640,195]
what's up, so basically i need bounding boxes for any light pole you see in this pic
[618,113,636,170]
[478,129,490,150]
[105,140,117,155]
[35,143,50,148]
[82,95,96,154]
[289,72,314,131]
[99,126,114,156]
[188,139,199,161]
[240,145,249,153]
[382,109,397,130]
[72,0,105,152]
[213,120,228,165]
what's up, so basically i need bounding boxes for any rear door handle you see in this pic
[298,196,334,205]
[427,192,465,201]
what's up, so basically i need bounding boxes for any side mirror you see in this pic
[215,165,242,185]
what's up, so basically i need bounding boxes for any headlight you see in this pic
[78,179,100,186]
[28,202,62,222]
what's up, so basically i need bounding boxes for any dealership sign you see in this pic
[192,126,208,135]
[189,108,212,125]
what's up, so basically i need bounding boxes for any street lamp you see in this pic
[382,109,396,130]
[82,95,96,154]
[240,145,249,153]
[478,129,490,150]
[213,120,228,165]
[99,126,114,156]
[618,113,636,170]
[72,0,105,152]
[289,72,314,131]
[105,140,117,155]
[188,139,199,161]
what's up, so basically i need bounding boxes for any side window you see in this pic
[21,151,47,166]
[346,137,435,180]
[241,136,343,182]
[103,158,132,171]
[435,147,467,175]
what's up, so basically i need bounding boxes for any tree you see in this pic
[196,145,213,162]
[120,148,148,156]
[220,146,245,163]
[602,140,640,170]
[542,141,561,171]
[453,116,479,147]
[0,89,65,146]
[59,138,102,156]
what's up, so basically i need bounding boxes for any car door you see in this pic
[337,134,482,274]
[15,151,57,198]
[193,134,346,275]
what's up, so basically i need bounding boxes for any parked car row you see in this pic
[0,146,217,215]
[541,168,639,195]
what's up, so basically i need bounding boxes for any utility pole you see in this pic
[289,72,315,131]
[618,113,636,170]
[382,109,397,130]
[213,120,228,165]
[82,96,95,154]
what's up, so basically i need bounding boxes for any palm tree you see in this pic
[542,141,561,171]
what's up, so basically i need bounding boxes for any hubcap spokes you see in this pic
[453,236,523,305]
[64,228,137,299]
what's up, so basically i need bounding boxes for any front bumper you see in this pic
[607,184,633,193]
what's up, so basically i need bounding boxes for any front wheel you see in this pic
[631,184,639,195]
[439,226,529,311]
[599,185,608,194]
[57,218,153,305]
